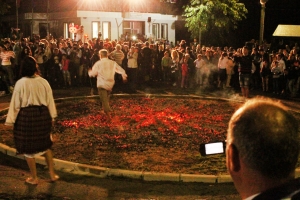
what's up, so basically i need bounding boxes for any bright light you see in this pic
[132,35,137,40]
[260,0,268,4]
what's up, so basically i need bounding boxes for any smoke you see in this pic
[193,63,245,102]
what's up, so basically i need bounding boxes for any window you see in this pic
[152,23,159,40]
[123,21,145,37]
[64,22,75,39]
[63,23,68,39]
[161,23,168,40]
[102,22,111,40]
[92,22,99,39]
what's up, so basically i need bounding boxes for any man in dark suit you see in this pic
[226,97,300,199]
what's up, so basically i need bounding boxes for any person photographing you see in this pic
[226,97,300,199]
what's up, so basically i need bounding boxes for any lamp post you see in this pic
[259,0,268,45]
[198,0,203,47]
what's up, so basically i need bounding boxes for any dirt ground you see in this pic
[1,85,300,199]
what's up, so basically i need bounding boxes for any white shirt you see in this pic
[0,51,15,66]
[88,57,127,91]
[278,59,286,72]
[5,76,57,125]
[194,59,206,69]
[127,52,138,68]
[218,57,229,69]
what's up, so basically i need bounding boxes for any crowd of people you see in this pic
[0,34,300,98]
[1,34,300,198]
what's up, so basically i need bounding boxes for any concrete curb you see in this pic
[0,142,231,183]
[1,94,300,183]
[3,136,300,183]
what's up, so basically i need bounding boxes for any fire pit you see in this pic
[0,95,242,175]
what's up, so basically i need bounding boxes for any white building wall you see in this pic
[77,10,178,42]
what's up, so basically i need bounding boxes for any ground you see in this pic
[1,85,300,199]
[2,92,300,175]
[0,96,242,175]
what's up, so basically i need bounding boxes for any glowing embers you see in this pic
[55,97,238,149]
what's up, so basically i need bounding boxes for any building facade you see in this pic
[3,0,183,43]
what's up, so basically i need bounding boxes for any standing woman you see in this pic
[127,46,139,91]
[217,52,229,89]
[260,58,271,92]
[5,56,59,185]
[170,49,180,86]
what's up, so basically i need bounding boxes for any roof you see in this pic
[273,24,300,37]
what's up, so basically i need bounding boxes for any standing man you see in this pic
[194,54,206,87]
[141,41,153,82]
[238,46,255,98]
[109,44,125,86]
[226,98,300,199]
[88,49,127,120]
[69,43,82,86]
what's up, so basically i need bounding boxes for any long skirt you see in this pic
[14,105,53,155]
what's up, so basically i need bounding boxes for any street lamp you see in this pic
[199,0,203,47]
[259,0,268,44]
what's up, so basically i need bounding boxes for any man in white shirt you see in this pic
[226,98,300,199]
[88,49,127,120]
[194,54,206,86]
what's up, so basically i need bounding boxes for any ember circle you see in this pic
[1,95,300,175]
[51,95,241,175]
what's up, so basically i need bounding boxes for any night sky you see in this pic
[176,0,300,47]
[238,0,300,44]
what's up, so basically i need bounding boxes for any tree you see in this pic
[183,0,248,46]
[0,0,10,16]
[0,0,11,38]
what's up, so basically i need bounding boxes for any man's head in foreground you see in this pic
[226,98,299,199]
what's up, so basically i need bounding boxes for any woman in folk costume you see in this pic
[5,56,59,185]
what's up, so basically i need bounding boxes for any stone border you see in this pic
[1,94,300,183]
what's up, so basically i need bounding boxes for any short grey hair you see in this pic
[227,97,299,179]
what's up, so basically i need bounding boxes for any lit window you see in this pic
[92,22,99,39]
[63,23,68,39]
[152,23,159,40]
[102,22,111,40]
[161,24,168,40]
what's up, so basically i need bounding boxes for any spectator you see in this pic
[217,52,229,89]
[180,54,189,89]
[110,44,125,86]
[161,51,173,83]
[226,53,235,88]
[271,60,281,94]
[170,49,180,87]
[34,43,47,78]
[194,54,206,87]
[127,46,139,91]
[226,97,300,199]
[68,43,82,86]
[287,60,299,97]
[61,54,71,87]
[80,42,92,85]
[251,48,261,89]
[5,56,59,185]
[0,43,15,92]
[141,41,153,82]
[238,46,254,98]
[260,58,271,92]
[155,43,165,81]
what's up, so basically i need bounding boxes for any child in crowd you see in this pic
[61,54,71,87]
